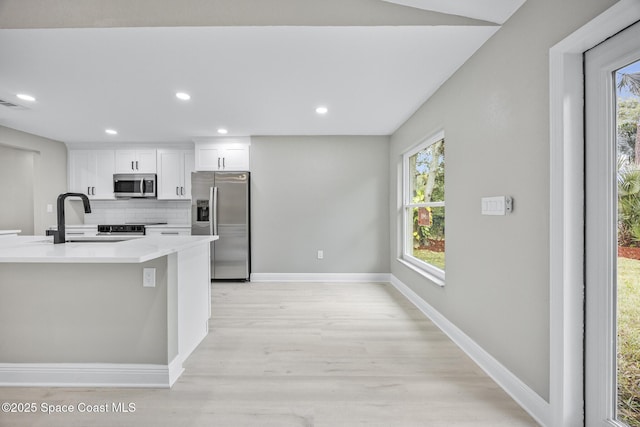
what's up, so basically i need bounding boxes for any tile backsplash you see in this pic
[84,200,191,225]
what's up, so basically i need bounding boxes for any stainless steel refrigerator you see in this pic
[191,171,250,280]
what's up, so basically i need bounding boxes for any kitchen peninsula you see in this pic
[0,234,217,388]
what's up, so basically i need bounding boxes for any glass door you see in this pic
[585,21,640,427]
[615,58,640,427]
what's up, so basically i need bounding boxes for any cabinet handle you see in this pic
[223,157,226,168]
[131,161,134,170]
[87,187,91,195]
[92,187,96,195]
[136,161,139,170]
[161,232,180,235]
[180,187,184,195]
[218,157,221,168]
[176,187,179,195]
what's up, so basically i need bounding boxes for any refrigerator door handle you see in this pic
[211,186,218,235]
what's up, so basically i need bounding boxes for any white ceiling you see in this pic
[0,1,524,144]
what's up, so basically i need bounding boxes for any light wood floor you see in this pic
[0,281,538,426]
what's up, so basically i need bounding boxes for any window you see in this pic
[402,131,445,281]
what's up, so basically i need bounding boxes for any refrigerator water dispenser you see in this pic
[196,200,209,222]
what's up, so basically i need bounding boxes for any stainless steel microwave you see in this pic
[113,174,157,198]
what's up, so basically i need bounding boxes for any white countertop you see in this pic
[0,230,21,235]
[0,235,217,264]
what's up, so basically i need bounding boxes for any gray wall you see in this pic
[0,125,70,234]
[0,145,35,234]
[389,0,617,402]
[251,136,389,274]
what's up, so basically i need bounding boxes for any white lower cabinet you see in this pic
[145,227,191,236]
[65,226,98,239]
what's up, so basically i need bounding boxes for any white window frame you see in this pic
[401,130,445,285]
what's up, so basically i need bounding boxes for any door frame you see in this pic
[550,1,640,426]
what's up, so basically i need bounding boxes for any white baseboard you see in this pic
[0,362,178,388]
[390,275,551,427]
[168,355,184,388]
[250,272,391,283]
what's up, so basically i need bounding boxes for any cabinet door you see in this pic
[115,149,157,173]
[69,150,115,199]
[93,150,115,199]
[65,226,98,238]
[158,150,194,199]
[221,147,249,171]
[195,146,223,170]
[146,227,190,236]
[135,149,157,173]
[68,151,93,195]
[115,150,136,173]
[194,138,250,171]
[183,151,195,198]
[157,150,183,199]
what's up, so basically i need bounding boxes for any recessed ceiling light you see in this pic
[105,129,118,135]
[315,106,328,115]
[217,128,228,135]
[16,93,36,102]
[176,92,191,101]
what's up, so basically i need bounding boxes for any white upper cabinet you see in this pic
[115,149,156,173]
[194,137,250,171]
[68,150,115,199]
[157,149,195,200]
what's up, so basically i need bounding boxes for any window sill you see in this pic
[396,258,445,287]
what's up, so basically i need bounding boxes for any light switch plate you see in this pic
[481,196,513,215]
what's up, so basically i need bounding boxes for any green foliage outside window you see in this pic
[410,140,444,249]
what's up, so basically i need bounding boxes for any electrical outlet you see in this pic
[317,250,324,260]
[143,268,156,287]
